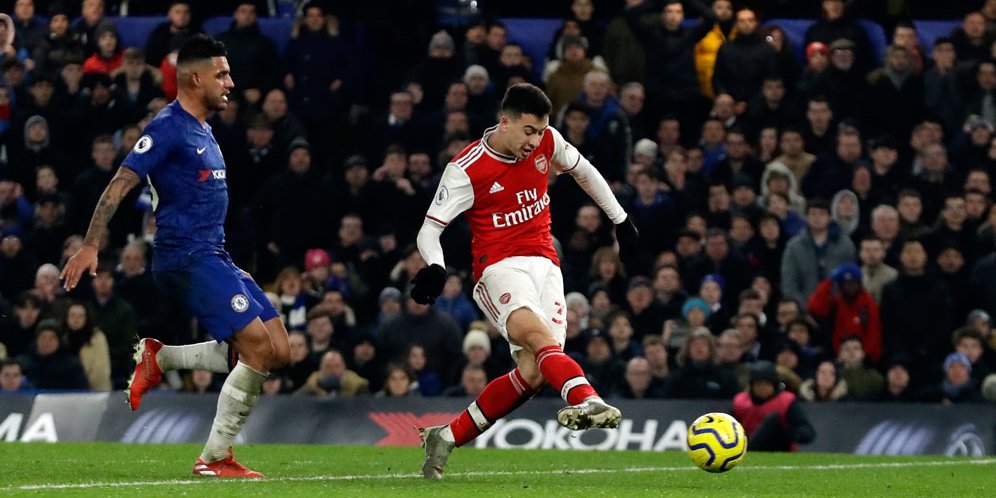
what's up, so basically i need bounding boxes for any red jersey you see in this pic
[425,125,582,280]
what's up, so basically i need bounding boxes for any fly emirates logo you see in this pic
[492,188,550,228]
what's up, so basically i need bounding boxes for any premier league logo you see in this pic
[435,186,449,205]
[534,155,548,174]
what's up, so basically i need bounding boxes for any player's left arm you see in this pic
[60,167,142,290]
[548,126,639,259]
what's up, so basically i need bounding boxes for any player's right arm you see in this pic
[410,163,475,304]
[61,124,169,291]
[60,167,142,290]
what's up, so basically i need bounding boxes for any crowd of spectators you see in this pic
[1,0,996,405]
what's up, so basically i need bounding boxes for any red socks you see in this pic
[449,368,536,447]
[534,345,597,405]
[447,346,598,447]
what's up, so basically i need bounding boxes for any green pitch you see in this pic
[1,443,994,497]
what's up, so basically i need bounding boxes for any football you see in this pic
[686,412,747,473]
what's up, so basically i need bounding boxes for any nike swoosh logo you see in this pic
[196,147,206,154]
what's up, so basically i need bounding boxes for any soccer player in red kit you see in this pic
[411,83,639,479]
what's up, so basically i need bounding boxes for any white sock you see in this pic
[200,361,266,462]
[157,341,231,373]
[440,426,455,443]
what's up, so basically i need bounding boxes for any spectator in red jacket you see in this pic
[807,263,882,363]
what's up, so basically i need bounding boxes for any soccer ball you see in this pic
[686,412,747,473]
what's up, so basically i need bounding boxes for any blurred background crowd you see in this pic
[1,0,995,405]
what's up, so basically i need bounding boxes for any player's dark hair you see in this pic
[500,83,552,119]
[177,34,227,66]
[1,358,21,370]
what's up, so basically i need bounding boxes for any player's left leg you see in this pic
[193,317,274,478]
[420,355,542,479]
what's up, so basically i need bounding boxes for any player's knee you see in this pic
[520,368,544,390]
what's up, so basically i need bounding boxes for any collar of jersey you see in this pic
[480,125,517,164]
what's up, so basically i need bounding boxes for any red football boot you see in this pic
[125,338,163,411]
[192,448,264,478]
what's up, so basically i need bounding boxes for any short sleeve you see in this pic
[425,163,475,226]
[547,126,582,173]
[122,119,173,177]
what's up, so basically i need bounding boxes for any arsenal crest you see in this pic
[534,155,548,174]
[499,292,511,304]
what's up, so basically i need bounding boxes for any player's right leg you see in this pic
[504,308,621,431]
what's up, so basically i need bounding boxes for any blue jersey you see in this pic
[123,100,228,270]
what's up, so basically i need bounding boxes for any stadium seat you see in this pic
[111,16,165,51]
[913,20,961,51]
[498,18,563,83]
[202,17,295,55]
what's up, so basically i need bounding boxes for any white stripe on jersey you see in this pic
[454,144,485,170]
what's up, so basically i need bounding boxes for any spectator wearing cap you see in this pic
[405,29,462,113]
[458,329,504,382]
[667,296,711,351]
[964,309,994,348]
[733,361,814,452]
[781,199,856,306]
[954,117,996,174]
[624,275,666,341]
[464,64,497,120]
[918,352,982,404]
[15,318,88,390]
[256,137,327,275]
[302,248,331,294]
[881,239,953,388]
[545,35,599,116]
[712,8,778,104]
[796,41,830,101]
[830,188,860,239]
[807,262,881,362]
[804,0,873,72]
[579,327,626,398]
[668,327,740,399]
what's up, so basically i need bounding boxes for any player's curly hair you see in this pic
[177,34,227,66]
[500,83,552,119]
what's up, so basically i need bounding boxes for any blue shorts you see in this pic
[154,254,279,342]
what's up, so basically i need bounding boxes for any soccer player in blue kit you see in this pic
[61,34,289,478]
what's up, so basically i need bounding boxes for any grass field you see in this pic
[1,443,994,497]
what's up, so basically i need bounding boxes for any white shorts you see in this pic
[472,256,567,355]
